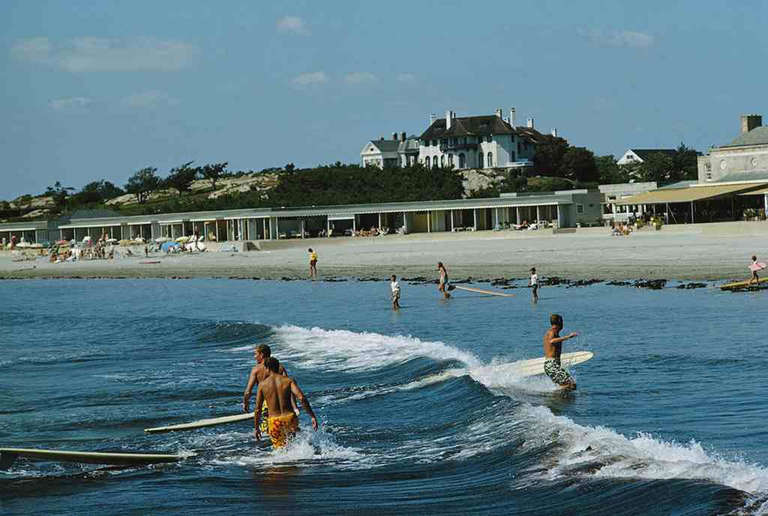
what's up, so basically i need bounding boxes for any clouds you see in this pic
[276,16,309,35]
[11,37,197,72]
[292,71,329,87]
[121,91,179,108]
[344,72,377,85]
[579,29,655,49]
[49,97,92,111]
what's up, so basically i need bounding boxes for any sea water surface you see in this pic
[1,278,767,515]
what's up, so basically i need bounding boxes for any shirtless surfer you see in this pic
[254,357,318,448]
[437,262,451,299]
[242,345,298,434]
[543,313,578,390]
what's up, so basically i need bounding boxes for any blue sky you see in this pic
[2,0,767,198]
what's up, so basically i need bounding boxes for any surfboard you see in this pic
[720,277,768,290]
[452,285,515,297]
[145,412,255,434]
[0,447,192,469]
[477,351,593,379]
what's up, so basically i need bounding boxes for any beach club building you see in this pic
[0,190,601,245]
[614,115,768,223]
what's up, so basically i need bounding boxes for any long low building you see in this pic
[0,190,601,244]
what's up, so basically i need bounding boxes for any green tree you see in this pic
[165,162,198,196]
[73,180,124,205]
[125,167,161,204]
[526,176,575,192]
[595,155,630,184]
[637,153,675,183]
[671,143,698,180]
[201,162,228,191]
[533,134,570,176]
[559,147,598,182]
[45,181,75,211]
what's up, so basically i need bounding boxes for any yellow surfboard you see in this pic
[720,277,768,291]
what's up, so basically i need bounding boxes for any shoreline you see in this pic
[2,223,765,283]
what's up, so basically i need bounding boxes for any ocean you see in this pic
[2,278,767,515]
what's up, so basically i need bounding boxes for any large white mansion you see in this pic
[361,108,547,171]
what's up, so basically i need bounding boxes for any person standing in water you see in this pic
[243,344,298,435]
[529,267,539,302]
[390,274,401,310]
[308,248,318,279]
[749,255,764,286]
[254,357,318,448]
[543,313,578,390]
[437,262,451,299]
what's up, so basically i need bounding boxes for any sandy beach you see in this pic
[2,221,767,282]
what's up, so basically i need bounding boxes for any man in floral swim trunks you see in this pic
[543,313,578,390]
[254,357,318,448]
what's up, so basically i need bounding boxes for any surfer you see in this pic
[308,248,318,279]
[749,255,763,286]
[543,314,578,390]
[242,345,298,433]
[437,262,451,299]
[254,357,318,447]
[529,267,539,302]
[390,274,401,310]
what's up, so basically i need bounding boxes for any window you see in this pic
[510,151,516,162]
[449,154,454,166]
[478,152,484,168]
[426,156,431,168]
[432,140,437,146]
[452,138,457,146]
[440,155,445,167]
[487,152,493,167]
[486,135,492,143]
[577,204,584,214]
[459,153,466,168]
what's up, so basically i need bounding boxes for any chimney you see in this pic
[401,131,406,142]
[495,108,503,118]
[392,132,398,140]
[509,108,516,127]
[551,128,558,137]
[445,109,452,129]
[526,117,534,129]
[429,113,436,125]
[741,114,762,134]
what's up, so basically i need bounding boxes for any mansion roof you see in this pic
[420,115,545,144]
[628,149,676,160]
[723,126,768,148]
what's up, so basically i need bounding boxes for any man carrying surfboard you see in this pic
[749,255,765,286]
[254,357,318,448]
[543,314,578,390]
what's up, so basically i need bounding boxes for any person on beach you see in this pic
[437,262,451,299]
[749,255,764,286]
[529,267,539,302]
[390,274,401,310]
[308,248,318,279]
[543,314,578,390]
[243,345,298,434]
[253,357,318,448]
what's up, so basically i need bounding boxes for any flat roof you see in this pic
[617,183,765,204]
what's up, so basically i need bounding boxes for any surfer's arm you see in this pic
[253,388,264,439]
[242,368,258,412]
[291,381,318,431]
[550,332,578,344]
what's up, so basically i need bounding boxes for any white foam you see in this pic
[272,325,481,372]
[516,404,768,497]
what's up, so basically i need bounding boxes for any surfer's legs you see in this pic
[532,285,539,302]
[544,359,576,390]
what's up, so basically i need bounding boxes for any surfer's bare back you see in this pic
[543,313,578,390]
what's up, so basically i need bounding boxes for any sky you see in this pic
[2,0,768,198]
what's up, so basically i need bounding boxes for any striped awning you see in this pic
[617,183,766,205]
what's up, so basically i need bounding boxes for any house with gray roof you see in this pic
[360,132,420,168]
[697,114,768,183]
[418,108,544,171]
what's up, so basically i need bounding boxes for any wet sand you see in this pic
[1,222,767,282]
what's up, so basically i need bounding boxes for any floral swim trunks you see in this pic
[544,358,573,386]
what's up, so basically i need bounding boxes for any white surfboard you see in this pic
[145,412,254,434]
[0,447,192,469]
[486,351,594,378]
[452,285,515,297]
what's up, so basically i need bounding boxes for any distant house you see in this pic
[360,132,420,168]
[616,148,677,166]
[418,109,545,171]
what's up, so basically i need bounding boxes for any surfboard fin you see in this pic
[0,451,18,470]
